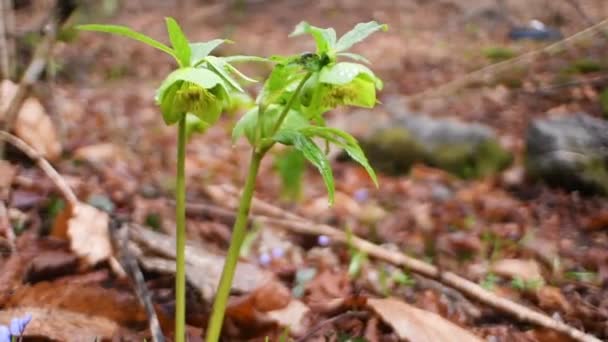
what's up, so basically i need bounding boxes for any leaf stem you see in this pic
[270,71,313,134]
[175,117,187,342]
[205,150,264,342]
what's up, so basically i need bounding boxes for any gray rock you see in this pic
[357,113,512,178]
[525,113,608,195]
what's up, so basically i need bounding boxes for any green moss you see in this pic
[359,127,424,175]
[564,58,603,74]
[482,46,516,62]
[427,140,512,179]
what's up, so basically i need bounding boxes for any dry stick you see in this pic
[206,186,601,342]
[0,17,58,158]
[116,225,165,342]
[406,18,608,102]
[0,131,77,206]
[0,0,10,79]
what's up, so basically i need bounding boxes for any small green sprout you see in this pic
[78,18,254,342]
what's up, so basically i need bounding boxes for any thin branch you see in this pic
[0,131,78,206]
[114,224,165,342]
[203,185,601,342]
[406,18,608,102]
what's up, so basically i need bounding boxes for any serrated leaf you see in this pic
[300,126,377,187]
[165,17,191,66]
[159,82,184,124]
[258,63,304,106]
[337,52,370,64]
[335,21,387,52]
[190,39,227,66]
[273,130,335,204]
[290,21,336,54]
[77,24,177,60]
[205,56,244,92]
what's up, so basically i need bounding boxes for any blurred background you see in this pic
[1,0,608,341]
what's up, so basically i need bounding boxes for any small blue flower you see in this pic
[353,188,369,202]
[317,235,331,246]
[271,247,284,259]
[258,252,271,266]
[9,313,32,337]
[0,325,10,342]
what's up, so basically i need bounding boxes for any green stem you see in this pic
[205,150,264,342]
[175,117,187,342]
[270,71,313,134]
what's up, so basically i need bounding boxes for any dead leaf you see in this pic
[252,281,291,312]
[67,203,113,265]
[491,259,544,282]
[536,286,572,314]
[367,297,483,342]
[130,224,274,302]
[1,80,61,161]
[266,300,310,336]
[25,250,78,283]
[74,143,123,165]
[6,281,147,327]
[0,307,119,340]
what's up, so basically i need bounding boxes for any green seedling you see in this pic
[481,273,500,291]
[78,18,254,342]
[511,276,544,291]
[79,19,386,342]
[211,21,386,341]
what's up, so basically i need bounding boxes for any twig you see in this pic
[0,131,78,206]
[295,311,369,342]
[406,18,608,102]
[204,185,601,342]
[115,224,165,342]
[0,0,77,158]
[0,0,14,79]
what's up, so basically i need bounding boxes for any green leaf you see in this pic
[232,105,309,144]
[319,62,378,86]
[274,148,306,202]
[190,39,227,66]
[77,24,177,60]
[258,63,304,106]
[156,67,227,103]
[185,113,210,139]
[337,52,370,64]
[224,61,258,83]
[159,82,184,124]
[290,21,336,54]
[205,56,244,92]
[273,130,335,204]
[348,250,367,278]
[165,17,191,67]
[300,126,378,187]
[335,21,387,52]
[223,55,271,64]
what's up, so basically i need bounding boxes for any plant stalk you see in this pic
[175,117,187,342]
[205,150,263,342]
[270,71,313,134]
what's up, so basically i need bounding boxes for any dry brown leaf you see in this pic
[266,300,310,336]
[367,297,483,342]
[1,80,61,161]
[6,281,147,327]
[491,259,543,282]
[0,306,119,340]
[67,203,113,265]
[74,143,123,165]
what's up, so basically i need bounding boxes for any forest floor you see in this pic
[1,0,608,341]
